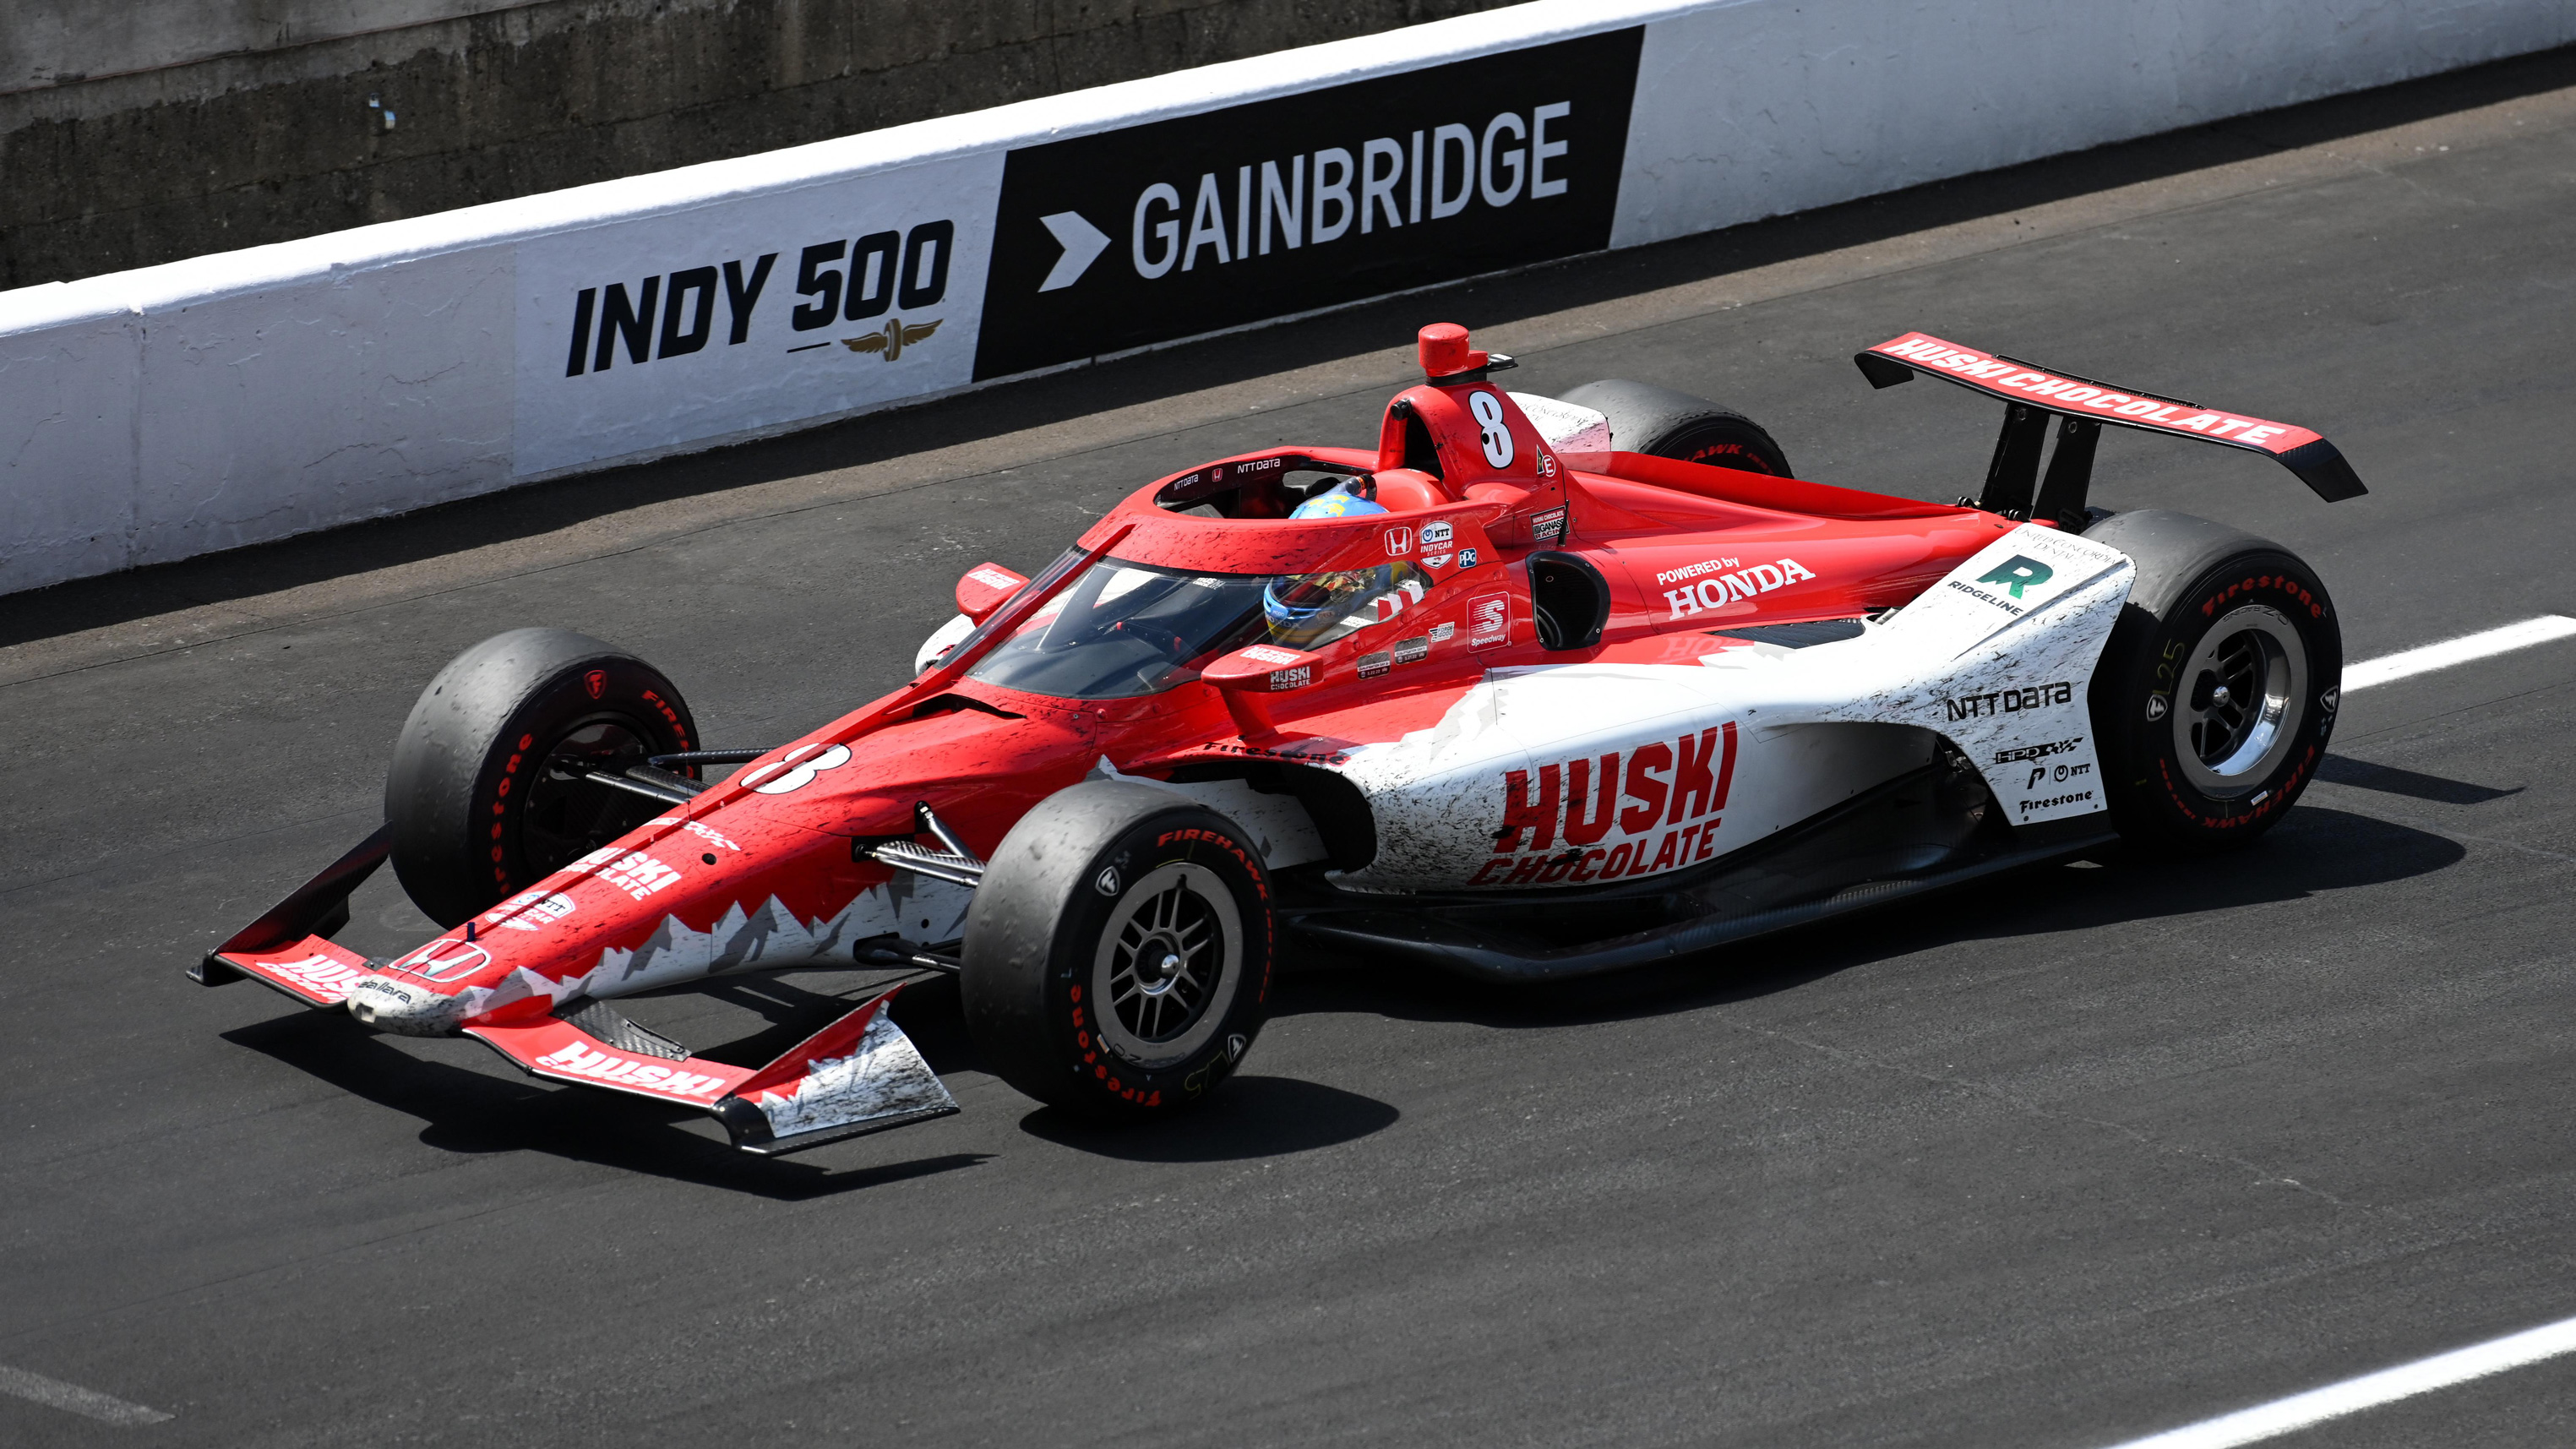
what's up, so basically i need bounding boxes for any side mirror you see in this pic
[1199,644,1322,738]
[954,562,1029,623]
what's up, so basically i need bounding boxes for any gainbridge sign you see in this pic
[970,29,1641,380]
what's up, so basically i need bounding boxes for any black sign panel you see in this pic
[972,28,1644,381]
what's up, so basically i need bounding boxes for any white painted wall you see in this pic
[2,0,2568,597]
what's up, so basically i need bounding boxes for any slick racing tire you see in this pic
[1556,378,1793,476]
[961,782,1274,1119]
[385,628,699,927]
[2083,509,2341,854]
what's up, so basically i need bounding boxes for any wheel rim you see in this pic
[1091,862,1242,1070]
[520,716,658,875]
[2172,604,2307,798]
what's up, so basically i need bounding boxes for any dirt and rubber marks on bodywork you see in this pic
[1473,722,1740,885]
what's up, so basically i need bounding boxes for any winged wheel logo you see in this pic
[842,317,943,362]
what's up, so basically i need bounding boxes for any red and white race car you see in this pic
[196,324,2364,1153]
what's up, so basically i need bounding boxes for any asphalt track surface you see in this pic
[7,47,2576,1449]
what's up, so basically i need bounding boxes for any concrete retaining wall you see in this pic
[1,0,1522,290]
[4,0,2571,596]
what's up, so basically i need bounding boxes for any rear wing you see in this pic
[1855,333,2366,524]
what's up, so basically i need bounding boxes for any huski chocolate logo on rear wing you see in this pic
[1855,332,2366,515]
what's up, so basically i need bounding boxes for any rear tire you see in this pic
[961,782,1274,1119]
[384,629,699,926]
[2083,510,2341,853]
[1557,378,1793,476]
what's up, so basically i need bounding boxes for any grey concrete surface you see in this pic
[3,48,2574,1449]
[0,0,1521,288]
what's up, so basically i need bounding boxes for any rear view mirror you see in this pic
[954,562,1029,622]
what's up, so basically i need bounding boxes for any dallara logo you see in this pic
[842,317,943,361]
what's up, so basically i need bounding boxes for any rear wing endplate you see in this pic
[1855,333,2366,523]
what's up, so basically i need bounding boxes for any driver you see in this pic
[1262,484,1425,649]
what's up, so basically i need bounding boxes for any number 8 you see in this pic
[1468,390,1514,469]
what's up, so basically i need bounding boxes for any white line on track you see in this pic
[2344,615,2576,692]
[0,1363,173,1425]
[2099,1312,2576,1448]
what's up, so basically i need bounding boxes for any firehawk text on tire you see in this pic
[384,628,699,926]
[1557,378,1793,475]
[2083,509,2341,853]
[961,782,1274,1119]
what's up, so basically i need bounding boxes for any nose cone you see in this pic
[346,974,472,1035]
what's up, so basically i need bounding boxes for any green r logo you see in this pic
[1978,555,2056,599]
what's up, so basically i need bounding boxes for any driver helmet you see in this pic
[1288,483,1387,520]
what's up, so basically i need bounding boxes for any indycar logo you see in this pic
[1943,681,2075,722]
[574,847,685,901]
[392,939,492,982]
[1421,520,1456,548]
[534,1042,731,1098]
[1385,526,1414,558]
[1661,558,1816,619]
[1474,722,1739,886]
[1468,593,1510,649]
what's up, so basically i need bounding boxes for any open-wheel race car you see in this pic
[194,324,2366,1153]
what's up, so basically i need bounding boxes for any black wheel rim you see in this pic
[1090,863,1244,1070]
[519,716,658,875]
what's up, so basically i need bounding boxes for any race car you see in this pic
[193,323,2364,1154]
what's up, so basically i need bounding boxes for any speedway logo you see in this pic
[1468,593,1510,649]
[1473,722,1739,886]
[534,1042,731,1098]
[1942,681,2075,722]
[1663,558,1816,619]
[573,847,684,901]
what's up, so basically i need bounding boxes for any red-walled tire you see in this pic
[961,782,1274,1119]
[2084,510,2342,853]
[384,629,698,927]
[1556,378,1793,476]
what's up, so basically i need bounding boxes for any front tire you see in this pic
[384,629,699,926]
[2084,510,2341,853]
[961,782,1274,1119]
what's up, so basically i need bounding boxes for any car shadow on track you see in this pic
[1267,803,2467,1031]
[1016,1076,1400,1163]
[221,1010,990,1200]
